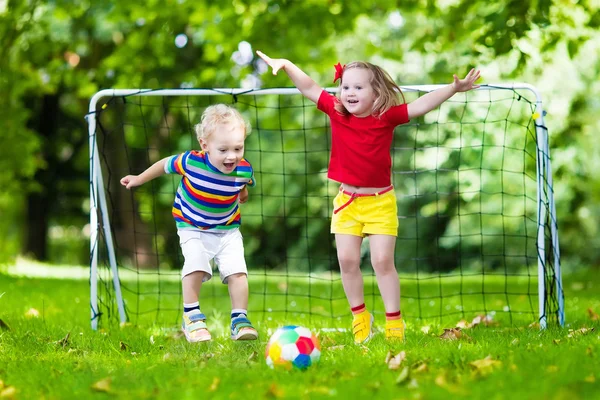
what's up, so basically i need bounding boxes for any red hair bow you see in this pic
[333,62,345,83]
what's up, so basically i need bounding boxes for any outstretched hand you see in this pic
[256,51,286,75]
[452,68,481,92]
[120,175,143,189]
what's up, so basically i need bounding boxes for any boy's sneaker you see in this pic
[352,311,374,344]
[231,315,258,340]
[182,312,211,343]
[385,318,406,342]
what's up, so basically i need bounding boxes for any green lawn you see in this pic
[0,265,599,399]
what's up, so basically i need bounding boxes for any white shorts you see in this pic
[178,229,247,283]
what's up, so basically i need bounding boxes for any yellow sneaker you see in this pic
[352,311,374,344]
[385,318,406,341]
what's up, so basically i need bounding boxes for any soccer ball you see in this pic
[265,325,321,370]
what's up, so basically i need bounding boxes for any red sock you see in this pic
[386,310,402,320]
[351,303,366,315]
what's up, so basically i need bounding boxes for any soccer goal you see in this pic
[87,85,563,331]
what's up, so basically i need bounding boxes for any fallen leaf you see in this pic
[553,339,561,345]
[54,332,70,348]
[386,351,406,370]
[412,362,428,373]
[266,383,284,398]
[470,355,502,375]
[440,328,470,341]
[247,351,258,362]
[471,314,497,327]
[455,319,471,329]
[420,325,431,334]
[528,321,540,329]
[91,378,111,393]
[0,386,16,399]
[209,377,220,392]
[25,308,40,318]
[510,338,519,346]
[0,319,10,331]
[587,309,599,321]
[567,328,595,338]
[395,366,410,385]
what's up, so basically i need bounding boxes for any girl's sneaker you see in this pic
[385,318,406,342]
[182,312,211,343]
[231,315,258,340]
[352,311,375,344]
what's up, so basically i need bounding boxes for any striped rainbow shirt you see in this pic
[164,150,255,231]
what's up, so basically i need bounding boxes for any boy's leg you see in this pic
[335,234,374,344]
[369,234,405,341]
[181,271,211,342]
[179,230,216,343]
[227,273,258,340]
[215,230,258,340]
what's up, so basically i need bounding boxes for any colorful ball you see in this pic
[265,325,321,370]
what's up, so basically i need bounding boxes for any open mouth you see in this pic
[347,99,359,104]
[223,162,236,170]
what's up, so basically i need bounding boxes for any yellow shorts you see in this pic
[331,188,399,237]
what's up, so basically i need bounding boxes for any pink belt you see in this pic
[333,186,394,214]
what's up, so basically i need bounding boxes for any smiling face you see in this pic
[200,122,246,174]
[339,67,376,117]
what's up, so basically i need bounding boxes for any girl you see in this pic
[256,50,480,343]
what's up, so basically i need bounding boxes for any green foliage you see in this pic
[0,0,599,269]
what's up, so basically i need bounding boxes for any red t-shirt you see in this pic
[317,90,410,187]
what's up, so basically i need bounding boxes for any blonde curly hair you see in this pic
[194,104,251,142]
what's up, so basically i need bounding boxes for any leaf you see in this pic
[266,383,284,398]
[0,319,10,331]
[567,328,595,338]
[54,332,70,348]
[24,308,40,318]
[386,351,406,370]
[471,314,497,327]
[395,366,410,385]
[0,386,16,399]
[420,325,431,334]
[91,378,111,393]
[588,308,599,321]
[412,362,428,373]
[209,377,220,392]
[455,319,471,329]
[119,341,129,351]
[439,328,470,341]
[469,356,502,375]
[247,351,258,362]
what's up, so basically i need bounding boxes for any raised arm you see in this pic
[256,51,322,104]
[120,157,169,189]
[407,68,480,119]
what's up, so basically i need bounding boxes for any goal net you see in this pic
[87,85,563,331]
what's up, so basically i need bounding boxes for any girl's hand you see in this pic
[120,175,142,189]
[452,68,481,92]
[256,51,287,75]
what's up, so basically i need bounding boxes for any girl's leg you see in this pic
[336,234,375,343]
[368,234,400,312]
[335,234,364,307]
[369,234,405,340]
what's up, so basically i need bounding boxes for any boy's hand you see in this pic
[239,186,249,204]
[452,68,481,92]
[120,175,143,189]
[256,51,286,75]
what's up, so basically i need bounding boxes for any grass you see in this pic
[0,265,599,399]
